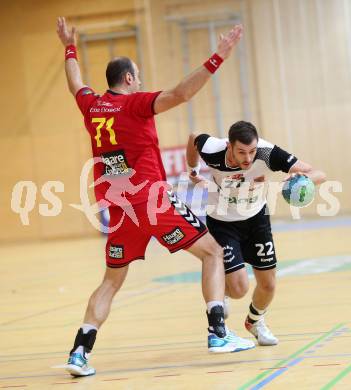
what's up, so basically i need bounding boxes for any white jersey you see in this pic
[195,135,298,222]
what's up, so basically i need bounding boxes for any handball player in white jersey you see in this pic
[187,121,326,345]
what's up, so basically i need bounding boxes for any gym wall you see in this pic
[0,0,349,241]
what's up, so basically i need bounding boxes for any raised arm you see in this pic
[153,25,243,114]
[57,17,85,96]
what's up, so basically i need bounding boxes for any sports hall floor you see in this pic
[1,217,351,389]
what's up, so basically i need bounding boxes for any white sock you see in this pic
[74,346,84,354]
[206,300,224,314]
[81,323,98,334]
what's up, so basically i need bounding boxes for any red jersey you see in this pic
[76,87,167,205]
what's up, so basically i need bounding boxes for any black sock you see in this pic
[206,305,226,338]
[247,302,266,324]
[70,328,97,356]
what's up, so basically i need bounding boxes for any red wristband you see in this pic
[203,53,223,73]
[65,45,77,60]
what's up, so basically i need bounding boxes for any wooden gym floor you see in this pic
[1,218,351,389]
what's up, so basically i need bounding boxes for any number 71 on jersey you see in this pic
[91,117,117,147]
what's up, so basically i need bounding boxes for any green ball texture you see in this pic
[282,175,315,207]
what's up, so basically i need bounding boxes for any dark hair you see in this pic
[105,57,135,88]
[228,121,258,145]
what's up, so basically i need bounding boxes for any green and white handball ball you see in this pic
[282,175,315,207]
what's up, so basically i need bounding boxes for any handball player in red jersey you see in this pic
[57,16,254,377]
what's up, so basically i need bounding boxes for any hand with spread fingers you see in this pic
[57,16,77,47]
[283,172,307,182]
[217,25,243,60]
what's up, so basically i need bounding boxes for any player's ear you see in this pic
[125,72,133,85]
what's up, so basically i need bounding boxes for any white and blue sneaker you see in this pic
[208,329,255,353]
[66,352,96,377]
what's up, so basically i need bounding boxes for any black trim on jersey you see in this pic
[254,145,297,173]
[250,144,297,172]
[195,133,242,172]
[107,90,123,96]
[252,145,297,173]
[195,134,298,174]
[269,145,297,173]
[194,134,210,150]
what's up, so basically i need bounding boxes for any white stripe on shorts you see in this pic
[253,263,276,269]
[226,262,245,272]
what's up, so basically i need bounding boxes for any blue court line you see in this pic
[250,357,303,390]
[238,324,347,390]
[1,352,351,381]
[2,331,349,361]
[250,328,349,390]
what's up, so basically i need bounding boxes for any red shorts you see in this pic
[105,190,208,267]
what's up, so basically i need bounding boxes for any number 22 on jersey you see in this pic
[91,117,117,147]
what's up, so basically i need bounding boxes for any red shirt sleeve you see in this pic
[75,87,99,116]
[128,91,162,118]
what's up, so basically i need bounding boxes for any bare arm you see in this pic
[186,133,208,185]
[287,160,326,185]
[57,17,86,96]
[153,25,243,114]
[186,133,201,168]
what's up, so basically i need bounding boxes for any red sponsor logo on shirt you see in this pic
[229,174,244,181]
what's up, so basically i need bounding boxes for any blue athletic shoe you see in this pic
[66,352,96,377]
[208,329,255,353]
